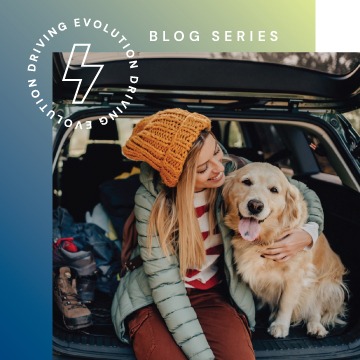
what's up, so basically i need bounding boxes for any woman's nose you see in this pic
[210,158,225,172]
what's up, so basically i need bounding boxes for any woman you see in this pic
[111,108,323,360]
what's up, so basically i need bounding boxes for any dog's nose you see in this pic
[247,199,264,215]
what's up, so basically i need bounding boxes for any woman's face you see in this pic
[194,135,225,192]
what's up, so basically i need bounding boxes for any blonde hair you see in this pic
[147,131,218,278]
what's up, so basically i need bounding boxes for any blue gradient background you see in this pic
[1,0,317,359]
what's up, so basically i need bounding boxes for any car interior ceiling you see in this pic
[53,113,360,357]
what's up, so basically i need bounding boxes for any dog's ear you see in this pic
[222,174,235,213]
[281,183,302,229]
[222,174,240,229]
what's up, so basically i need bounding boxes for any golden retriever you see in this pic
[223,162,347,338]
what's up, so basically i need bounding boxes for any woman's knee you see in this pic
[128,305,186,360]
[194,300,255,360]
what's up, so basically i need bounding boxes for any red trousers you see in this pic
[127,285,255,360]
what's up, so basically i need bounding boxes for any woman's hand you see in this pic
[261,229,312,262]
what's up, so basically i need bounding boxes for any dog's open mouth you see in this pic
[238,212,266,241]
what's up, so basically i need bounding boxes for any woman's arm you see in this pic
[135,186,215,360]
[288,178,324,234]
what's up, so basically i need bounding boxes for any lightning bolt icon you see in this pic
[62,44,104,104]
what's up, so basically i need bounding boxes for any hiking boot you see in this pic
[53,267,92,330]
[53,238,97,276]
[53,237,97,302]
[77,274,97,303]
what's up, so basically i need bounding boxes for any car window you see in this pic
[67,118,139,158]
[227,121,245,148]
[344,109,360,135]
[306,134,337,176]
[65,116,342,181]
[68,128,90,157]
[254,123,293,171]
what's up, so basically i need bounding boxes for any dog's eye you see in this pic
[269,187,278,193]
[242,179,252,186]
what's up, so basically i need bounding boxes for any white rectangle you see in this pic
[316,0,360,51]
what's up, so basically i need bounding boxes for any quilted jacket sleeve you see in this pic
[288,179,324,234]
[134,185,215,360]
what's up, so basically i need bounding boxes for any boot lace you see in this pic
[60,290,87,310]
[55,277,87,310]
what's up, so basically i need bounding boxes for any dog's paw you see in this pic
[306,322,328,338]
[268,322,289,338]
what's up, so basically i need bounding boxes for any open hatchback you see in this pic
[52,54,360,360]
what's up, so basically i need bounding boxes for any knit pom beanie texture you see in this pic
[122,108,211,187]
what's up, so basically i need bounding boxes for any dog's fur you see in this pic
[223,162,348,338]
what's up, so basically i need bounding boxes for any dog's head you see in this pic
[223,162,307,243]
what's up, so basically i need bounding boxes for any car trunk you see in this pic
[52,108,360,360]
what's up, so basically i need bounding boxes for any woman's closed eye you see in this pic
[196,139,224,175]
[197,165,208,174]
[197,146,221,174]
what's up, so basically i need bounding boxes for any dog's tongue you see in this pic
[238,218,261,241]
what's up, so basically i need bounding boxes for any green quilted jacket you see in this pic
[111,159,324,360]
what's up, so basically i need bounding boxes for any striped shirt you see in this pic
[184,190,224,289]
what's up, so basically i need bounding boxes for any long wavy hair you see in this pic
[147,130,219,278]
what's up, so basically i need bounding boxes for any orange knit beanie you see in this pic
[122,108,211,187]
